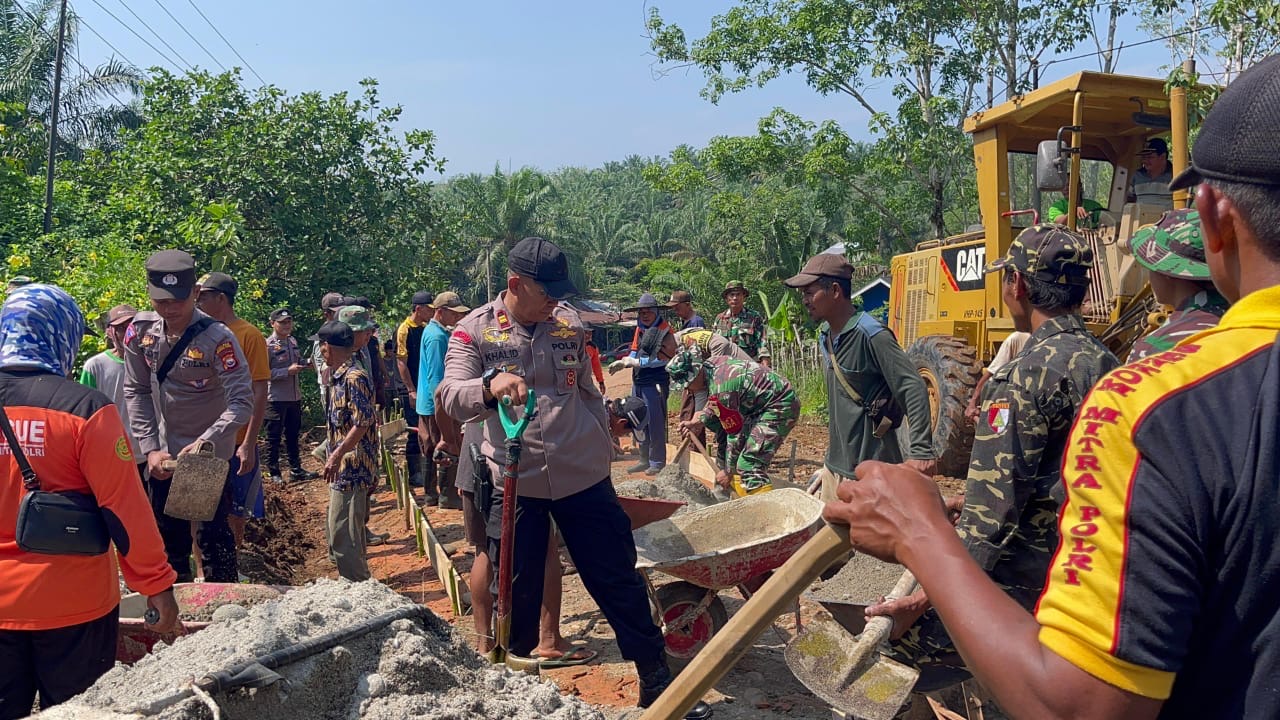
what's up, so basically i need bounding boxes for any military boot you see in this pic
[627,443,651,474]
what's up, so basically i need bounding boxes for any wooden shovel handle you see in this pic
[835,569,919,684]
[640,522,852,720]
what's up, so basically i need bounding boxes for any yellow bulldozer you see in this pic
[888,71,1202,476]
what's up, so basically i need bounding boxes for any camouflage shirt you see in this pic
[714,307,768,360]
[327,360,379,491]
[697,357,798,471]
[1126,289,1230,362]
[956,314,1119,608]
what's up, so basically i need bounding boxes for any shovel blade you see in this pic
[785,618,919,720]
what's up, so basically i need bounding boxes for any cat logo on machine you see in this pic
[940,245,987,292]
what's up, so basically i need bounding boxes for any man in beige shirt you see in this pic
[438,237,712,719]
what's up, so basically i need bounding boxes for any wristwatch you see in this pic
[481,366,500,394]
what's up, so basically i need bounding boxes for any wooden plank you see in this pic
[664,442,717,491]
[378,418,408,443]
[420,508,468,617]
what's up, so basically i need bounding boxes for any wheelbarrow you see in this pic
[116,582,293,663]
[631,488,824,665]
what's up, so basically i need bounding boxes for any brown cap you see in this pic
[432,290,471,313]
[320,292,345,311]
[666,290,694,306]
[784,253,854,288]
[106,304,137,327]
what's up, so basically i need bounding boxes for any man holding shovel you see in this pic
[671,347,799,495]
[826,55,1280,720]
[124,250,253,584]
[439,237,712,719]
[861,226,1118,695]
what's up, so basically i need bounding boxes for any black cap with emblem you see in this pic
[508,237,579,300]
[145,249,197,301]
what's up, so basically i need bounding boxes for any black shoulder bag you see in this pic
[155,317,215,384]
[4,406,110,556]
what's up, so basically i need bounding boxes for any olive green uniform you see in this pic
[887,314,1118,688]
[821,313,933,477]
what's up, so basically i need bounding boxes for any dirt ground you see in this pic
[240,392,971,720]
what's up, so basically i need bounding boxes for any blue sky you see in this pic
[69,1,1169,179]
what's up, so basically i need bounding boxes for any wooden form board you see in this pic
[420,509,468,618]
[665,441,718,491]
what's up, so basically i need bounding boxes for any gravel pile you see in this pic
[43,579,603,720]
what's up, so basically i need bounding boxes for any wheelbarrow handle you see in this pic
[499,391,538,441]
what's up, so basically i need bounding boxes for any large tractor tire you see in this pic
[896,335,982,478]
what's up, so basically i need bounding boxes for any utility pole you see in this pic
[42,0,69,235]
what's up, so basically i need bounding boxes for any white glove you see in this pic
[607,358,635,375]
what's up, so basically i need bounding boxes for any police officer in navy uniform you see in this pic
[439,237,713,719]
[123,249,253,583]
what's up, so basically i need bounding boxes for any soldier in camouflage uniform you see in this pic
[866,225,1119,693]
[1126,208,1230,361]
[669,346,799,494]
[713,280,770,363]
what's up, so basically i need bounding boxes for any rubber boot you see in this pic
[407,453,425,488]
[627,443,651,474]
[438,465,462,510]
[418,454,439,506]
[636,660,713,719]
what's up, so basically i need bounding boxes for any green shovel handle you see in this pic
[499,390,537,440]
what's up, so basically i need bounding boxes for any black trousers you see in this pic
[147,476,238,583]
[487,478,665,662]
[264,400,303,473]
[399,391,420,458]
[0,606,118,720]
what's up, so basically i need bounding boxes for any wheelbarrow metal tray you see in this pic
[633,488,824,589]
[617,495,686,530]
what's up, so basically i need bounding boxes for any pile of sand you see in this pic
[43,579,603,720]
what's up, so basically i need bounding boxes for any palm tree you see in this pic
[447,165,555,297]
[0,0,144,156]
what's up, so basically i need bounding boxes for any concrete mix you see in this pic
[41,579,604,720]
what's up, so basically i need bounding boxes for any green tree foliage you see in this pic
[59,70,456,317]
[0,0,143,156]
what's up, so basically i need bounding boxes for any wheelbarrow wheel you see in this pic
[654,581,728,669]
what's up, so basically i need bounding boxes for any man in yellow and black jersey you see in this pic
[823,54,1280,719]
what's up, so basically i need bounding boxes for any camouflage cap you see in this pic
[984,224,1093,286]
[1129,209,1209,280]
[336,305,376,331]
[722,280,748,297]
[666,344,707,390]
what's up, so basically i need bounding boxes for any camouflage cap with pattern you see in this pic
[666,344,707,390]
[336,305,376,331]
[1129,208,1209,280]
[984,224,1094,286]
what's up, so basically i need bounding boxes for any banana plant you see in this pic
[756,289,800,346]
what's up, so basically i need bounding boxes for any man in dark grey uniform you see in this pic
[123,249,253,583]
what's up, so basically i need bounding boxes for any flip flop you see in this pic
[534,647,598,669]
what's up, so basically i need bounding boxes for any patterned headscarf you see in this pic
[0,283,87,376]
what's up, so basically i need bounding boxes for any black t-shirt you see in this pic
[1037,288,1280,718]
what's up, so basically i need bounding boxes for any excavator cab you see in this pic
[887,71,1202,476]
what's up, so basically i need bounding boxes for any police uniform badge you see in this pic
[215,340,239,371]
[482,327,511,343]
[565,369,576,387]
